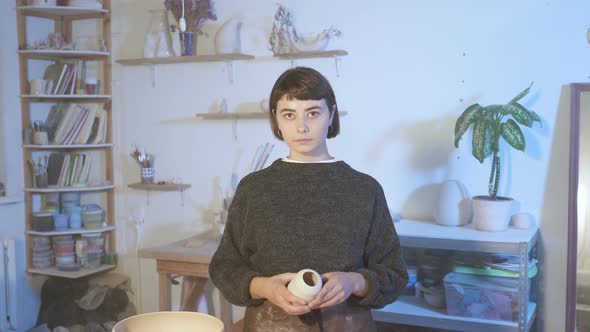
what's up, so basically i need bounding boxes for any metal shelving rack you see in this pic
[372,219,538,332]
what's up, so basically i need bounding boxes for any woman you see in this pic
[209,67,408,331]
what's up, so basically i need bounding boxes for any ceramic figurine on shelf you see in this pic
[214,19,242,54]
[269,4,342,55]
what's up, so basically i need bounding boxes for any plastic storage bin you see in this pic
[444,272,530,322]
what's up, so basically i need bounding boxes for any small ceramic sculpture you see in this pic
[287,27,341,53]
[214,19,242,54]
[434,179,472,226]
[287,269,322,302]
[269,4,342,55]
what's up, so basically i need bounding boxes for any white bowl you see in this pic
[112,311,223,332]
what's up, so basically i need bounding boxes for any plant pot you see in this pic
[472,195,514,232]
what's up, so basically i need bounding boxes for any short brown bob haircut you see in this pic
[269,67,340,140]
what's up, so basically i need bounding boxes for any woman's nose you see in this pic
[297,119,309,133]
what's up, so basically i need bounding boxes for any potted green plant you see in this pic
[454,83,541,231]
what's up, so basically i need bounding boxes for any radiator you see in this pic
[0,238,17,331]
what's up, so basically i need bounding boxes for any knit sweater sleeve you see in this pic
[349,182,409,309]
[209,178,264,307]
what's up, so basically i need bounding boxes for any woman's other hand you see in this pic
[308,272,368,309]
[250,273,311,315]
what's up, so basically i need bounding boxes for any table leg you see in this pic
[219,293,232,332]
[159,271,172,311]
[180,276,207,312]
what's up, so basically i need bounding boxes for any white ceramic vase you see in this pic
[434,179,472,227]
[214,19,242,54]
[287,269,322,302]
[472,196,514,232]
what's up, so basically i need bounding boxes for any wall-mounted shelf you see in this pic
[196,111,349,140]
[116,51,348,84]
[276,50,348,59]
[276,50,348,76]
[117,53,255,85]
[25,184,114,193]
[128,183,191,206]
[23,143,113,150]
[19,49,109,60]
[17,5,108,18]
[27,225,115,236]
[21,94,111,102]
[116,53,255,65]
[196,111,348,120]
[28,264,116,279]
[128,183,191,191]
[0,196,24,205]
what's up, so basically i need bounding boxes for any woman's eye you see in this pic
[283,113,295,119]
[308,111,319,118]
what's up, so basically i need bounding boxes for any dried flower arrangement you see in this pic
[164,0,217,34]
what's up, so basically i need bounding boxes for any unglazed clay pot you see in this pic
[287,269,323,302]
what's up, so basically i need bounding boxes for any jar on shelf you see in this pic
[144,9,173,58]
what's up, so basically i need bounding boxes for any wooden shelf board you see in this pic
[21,94,111,101]
[23,143,113,150]
[276,50,348,59]
[28,264,115,279]
[117,53,255,66]
[373,296,536,332]
[196,111,348,120]
[128,183,191,191]
[19,49,109,60]
[28,225,115,236]
[18,5,107,17]
[25,184,114,193]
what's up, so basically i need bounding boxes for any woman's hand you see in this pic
[308,272,368,309]
[250,273,311,315]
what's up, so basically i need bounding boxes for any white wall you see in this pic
[0,2,43,331]
[1,0,589,331]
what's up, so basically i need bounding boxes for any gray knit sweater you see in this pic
[209,159,408,309]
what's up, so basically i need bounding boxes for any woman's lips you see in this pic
[294,138,312,144]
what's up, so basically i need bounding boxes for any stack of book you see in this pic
[44,103,107,145]
[49,61,91,95]
[47,153,93,187]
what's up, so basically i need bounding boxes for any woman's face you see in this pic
[275,96,334,161]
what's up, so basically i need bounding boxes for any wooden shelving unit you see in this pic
[18,49,110,61]
[23,143,114,150]
[24,184,114,193]
[128,183,191,191]
[21,94,111,102]
[28,264,116,279]
[16,0,116,278]
[17,5,107,17]
[27,225,115,236]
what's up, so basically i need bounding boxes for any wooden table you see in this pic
[138,232,233,331]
